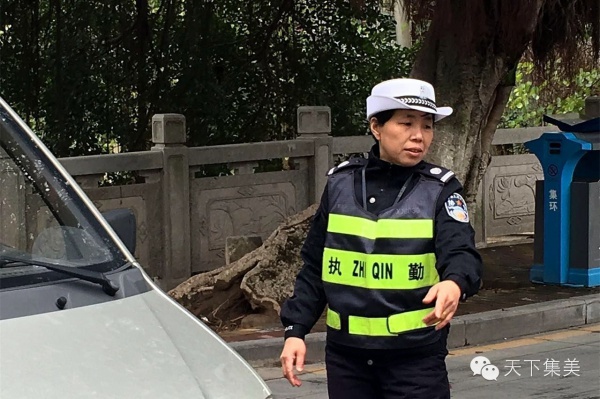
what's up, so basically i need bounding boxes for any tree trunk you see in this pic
[411,49,512,208]
[51,0,67,156]
[32,0,41,128]
[132,0,151,151]
[169,204,318,332]
[410,1,544,211]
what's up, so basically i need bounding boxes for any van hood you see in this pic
[0,290,271,399]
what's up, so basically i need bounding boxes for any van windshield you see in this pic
[0,101,128,290]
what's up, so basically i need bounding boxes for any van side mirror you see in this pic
[101,209,136,255]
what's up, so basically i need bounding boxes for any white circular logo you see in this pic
[430,167,442,175]
[481,365,500,381]
[470,356,491,375]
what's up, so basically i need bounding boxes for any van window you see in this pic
[0,111,128,290]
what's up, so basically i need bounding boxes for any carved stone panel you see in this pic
[83,182,163,278]
[23,187,157,275]
[192,179,299,272]
[492,174,538,218]
[207,192,292,250]
[24,196,57,251]
[93,197,149,259]
[484,155,544,237]
[0,161,28,249]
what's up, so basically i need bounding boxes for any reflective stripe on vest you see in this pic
[327,213,433,239]
[327,308,435,336]
[323,171,444,346]
[322,247,438,289]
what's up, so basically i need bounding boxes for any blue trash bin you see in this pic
[525,115,600,287]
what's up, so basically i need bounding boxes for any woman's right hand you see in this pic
[280,337,307,387]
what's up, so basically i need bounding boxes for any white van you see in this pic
[0,97,272,399]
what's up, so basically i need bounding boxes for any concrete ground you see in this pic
[260,324,600,399]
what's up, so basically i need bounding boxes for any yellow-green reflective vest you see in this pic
[322,163,447,350]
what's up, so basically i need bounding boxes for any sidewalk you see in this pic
[260,324,600,399]
[222,241,600,367]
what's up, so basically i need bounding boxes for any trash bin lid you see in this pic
[543,115,600,134]
[571,133,600,149]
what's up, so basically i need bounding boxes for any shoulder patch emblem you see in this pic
[445,193,469,223]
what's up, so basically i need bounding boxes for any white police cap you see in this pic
[366,78,453,122]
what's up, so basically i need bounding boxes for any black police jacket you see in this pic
[280,144,483,344]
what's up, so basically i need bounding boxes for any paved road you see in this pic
[259,324,600,399]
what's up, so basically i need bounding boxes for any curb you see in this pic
[230,294,600,368]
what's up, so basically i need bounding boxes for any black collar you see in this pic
[367,144,423,173]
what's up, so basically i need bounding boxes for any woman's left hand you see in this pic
[422,280,462,330]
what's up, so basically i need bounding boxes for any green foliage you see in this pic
[0,0,415,156]
[500,62,599,129]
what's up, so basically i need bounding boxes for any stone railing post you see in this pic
[474,177,487,247]
[583,96,600,119]
[297,106,333,204]
[151,114,191,290]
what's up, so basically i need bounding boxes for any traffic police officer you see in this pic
[280,78,483,398]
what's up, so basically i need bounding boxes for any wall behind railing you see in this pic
[55,107,553,290]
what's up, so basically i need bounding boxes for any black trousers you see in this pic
[325,335,450,399]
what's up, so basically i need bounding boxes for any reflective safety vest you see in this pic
[322,159,453,350]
